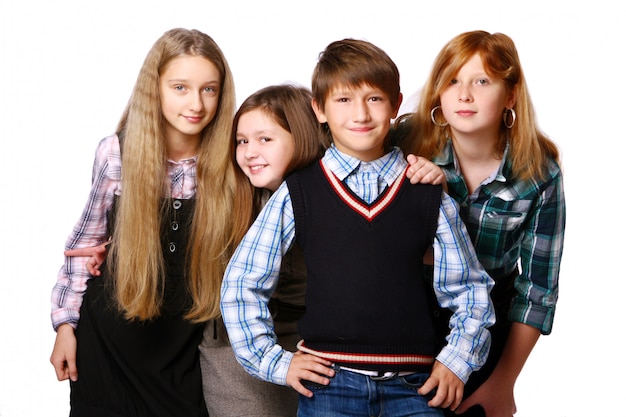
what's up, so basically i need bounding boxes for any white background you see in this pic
[0,1,623,416]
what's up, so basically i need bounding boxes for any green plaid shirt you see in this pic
[434,140,565,334]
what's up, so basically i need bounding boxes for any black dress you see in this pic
[70,199,208,417]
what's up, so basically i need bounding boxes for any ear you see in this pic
[505,89,517,110]
[311,99,327,123]
[391,92,404,119]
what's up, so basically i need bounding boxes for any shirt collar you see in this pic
[323,144,407,186]
[434,139,510,184]
[167,155,198,166]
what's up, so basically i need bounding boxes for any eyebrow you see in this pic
[165,78,220,84]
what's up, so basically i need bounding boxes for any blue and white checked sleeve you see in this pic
[432,192,496,383]
[220,181,297,385]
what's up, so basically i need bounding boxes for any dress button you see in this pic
[173,200,182,210]
[169,242,176,252]
[171,221,179,231]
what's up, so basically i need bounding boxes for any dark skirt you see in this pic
[70,198,208,417]
[70,271,208,417]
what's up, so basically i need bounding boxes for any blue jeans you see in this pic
[298,366,443,417]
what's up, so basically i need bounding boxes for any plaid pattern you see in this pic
[51,134,198,330]
[434,140,566,334]
[220,145,494,385]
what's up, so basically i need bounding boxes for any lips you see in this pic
[184,115,205,123]
[350,127,374,133]
[249,164,267,172]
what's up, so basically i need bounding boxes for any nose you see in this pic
[352,100,371,122]
[245,140,259,158]
[458,85,472,102]
[189,91,204,112]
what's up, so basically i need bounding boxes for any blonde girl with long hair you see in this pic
[401,30,566,417]
[50,28,235,416]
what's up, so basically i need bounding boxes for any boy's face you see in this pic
[312,84,402,162]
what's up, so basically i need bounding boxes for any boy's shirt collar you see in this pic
[324,144,407,186]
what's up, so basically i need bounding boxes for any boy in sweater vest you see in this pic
[220,39,495,417]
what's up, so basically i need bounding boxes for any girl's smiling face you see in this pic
[159,54,221,144]
[235,109,295,191]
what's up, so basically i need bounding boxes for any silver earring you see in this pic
[503,108,516,129]
[430,106,448,127]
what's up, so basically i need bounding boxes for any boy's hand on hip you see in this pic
[286,352,334,398]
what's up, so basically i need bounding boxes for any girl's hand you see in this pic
[454,373,516,417]
[406,154,446,186]
[285,352,334,397]
[64,241,110,276]
[50,323,78,382]
[418,361,464,411]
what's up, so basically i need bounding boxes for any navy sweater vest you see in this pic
[286,161,442,371]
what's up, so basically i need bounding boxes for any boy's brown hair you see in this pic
[312,39,401,113]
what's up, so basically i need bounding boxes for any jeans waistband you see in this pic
[339,366,416,380]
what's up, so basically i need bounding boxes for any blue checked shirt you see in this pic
[220,145,495,385]
[434,140,565,334]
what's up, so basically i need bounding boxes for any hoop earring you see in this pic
[503,108,516,129]
[430,106,448,127]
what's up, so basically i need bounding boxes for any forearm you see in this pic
[50,260,91,330]
[433,195,495,382]
[513,170,565,333]
[51,230,111,329]
[221,272,294,384]
[489,322,540,385]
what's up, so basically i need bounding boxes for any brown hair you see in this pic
[312,39,401,113]
[229,84,328,245]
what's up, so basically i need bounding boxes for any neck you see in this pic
[450,132,499,163]
[166,134,200,161]
[451,133,501,195]
[334,144,386,163]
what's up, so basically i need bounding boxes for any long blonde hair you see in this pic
[403,30,559,180]
[110,28,236,322]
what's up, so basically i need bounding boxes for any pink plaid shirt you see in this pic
[50,134,197,330]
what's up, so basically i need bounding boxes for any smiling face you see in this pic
[159,54,221,145]
[235,109,295,191]
[439,53,515,142]
[312,83,401,162]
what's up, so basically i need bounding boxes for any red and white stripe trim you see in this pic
[320,161,408,221]
[297,340,435,366]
